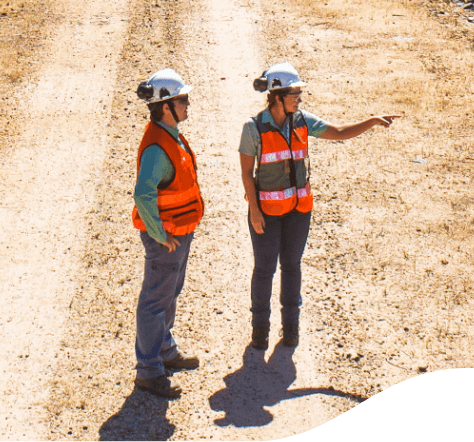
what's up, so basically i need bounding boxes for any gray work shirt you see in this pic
[239,107,330,158]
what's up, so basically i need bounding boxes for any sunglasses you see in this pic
[174,95,189,104]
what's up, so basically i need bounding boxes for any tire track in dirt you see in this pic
[0,1,128,438]
[159,0,334,438]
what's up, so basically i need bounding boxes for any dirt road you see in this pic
[1,0,474,439]
[0,0,128,438]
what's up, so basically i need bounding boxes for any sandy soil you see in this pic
[1,0,474,439]
[0,0,128,438]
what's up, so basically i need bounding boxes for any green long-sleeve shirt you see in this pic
[133,121,189,243]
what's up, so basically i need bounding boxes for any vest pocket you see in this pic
[160,199,199,213]
[172,208,198,219]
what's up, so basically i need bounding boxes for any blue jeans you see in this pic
[135,230,193,379]
[248,210,311,329]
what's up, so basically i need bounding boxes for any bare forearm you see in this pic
[241,172,260,212]
[325,118,378,140]
[321,115,400,140]
[338,118,379,138]
[241,168,266,234]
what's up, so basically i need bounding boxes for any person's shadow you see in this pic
[98,387,175,441]
[209,342,366,427]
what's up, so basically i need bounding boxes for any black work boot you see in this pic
[282,324,299,347]
[251,326,270,350]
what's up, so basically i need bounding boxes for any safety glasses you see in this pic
[286,92,302,100]
[174,95,189,105]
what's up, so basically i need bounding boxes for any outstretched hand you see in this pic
[374,115,401,128]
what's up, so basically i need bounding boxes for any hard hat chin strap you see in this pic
[282,93,296,143]
[287,111,295,143]
[167,100,181,124]
[278,92,290,118]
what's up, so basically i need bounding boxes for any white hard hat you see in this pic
[253,62,307,92]
[137,68,193,103]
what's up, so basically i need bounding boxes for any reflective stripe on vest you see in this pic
[260,148,307,163]
[254,111,313,216]
[259,182,311,201]
[132,122,204,236]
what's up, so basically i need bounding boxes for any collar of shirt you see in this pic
[262,107,291,142]
[157,120,181,140]
[155,120,189,153]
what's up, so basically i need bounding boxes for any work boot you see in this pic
[135,374,182,398]
[164,351,199,370]
[282,324,299,347]
[251,326,270,350]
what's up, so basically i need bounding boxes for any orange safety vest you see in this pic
[254,111,313,216]
[132,122,204,236]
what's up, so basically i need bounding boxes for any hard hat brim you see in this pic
[290,80,307,88]
[177,85,193,96]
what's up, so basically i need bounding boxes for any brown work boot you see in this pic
[282,324,299,347]
[251,326,270,350]
[164,352,199,370]
[134,374,182,398]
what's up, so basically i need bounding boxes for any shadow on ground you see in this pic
[209,343,366,427]
[99,388,175,441]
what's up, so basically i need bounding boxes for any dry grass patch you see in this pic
[0,0,57,148]
[0,0,54,83]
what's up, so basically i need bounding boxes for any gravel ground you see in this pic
[1,0,474,439]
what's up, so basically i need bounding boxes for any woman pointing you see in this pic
[239,62,399,350]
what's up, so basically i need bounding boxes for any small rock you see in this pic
[347,349,362,361]
[417,362,429,373]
